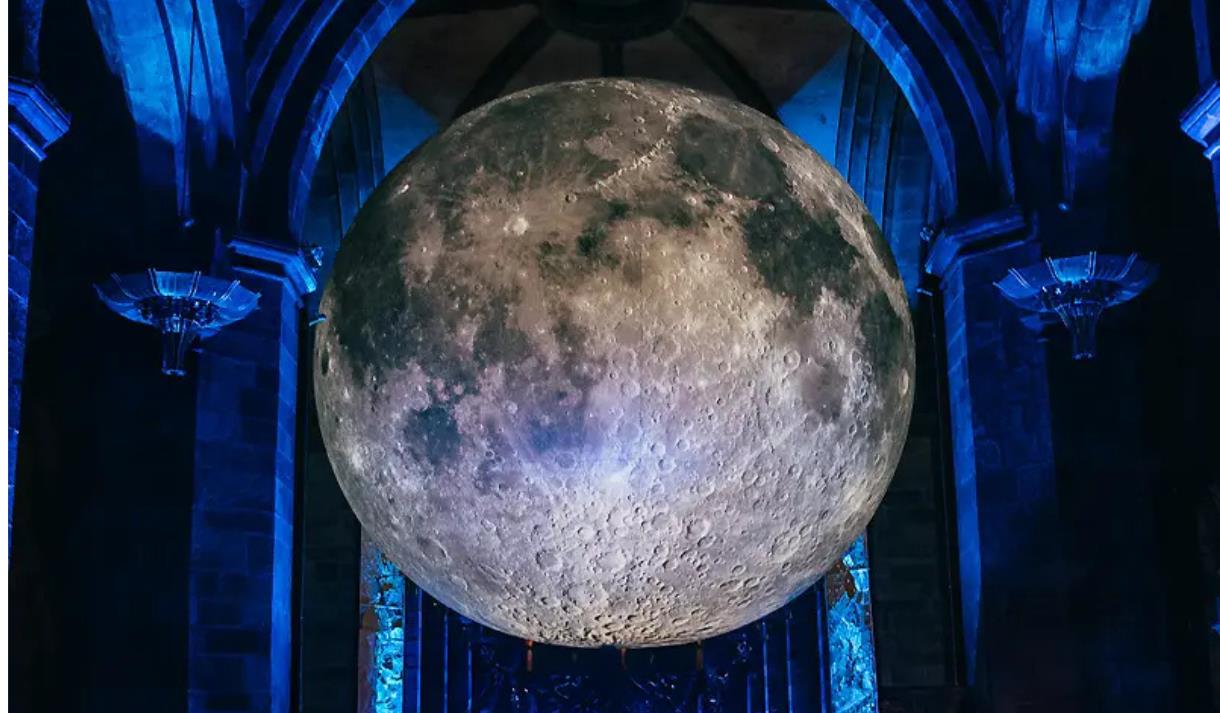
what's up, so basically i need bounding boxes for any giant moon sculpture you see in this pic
[315,78,914,648]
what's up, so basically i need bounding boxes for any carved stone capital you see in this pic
[1181,81,1220,159]
[227,237,319,303]
[923,206,1029,278]
[9,77,69,160]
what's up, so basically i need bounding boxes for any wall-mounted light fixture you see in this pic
[95,269,259,376]
[995,252,1156,360]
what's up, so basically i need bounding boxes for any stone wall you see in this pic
[189,244,312,713]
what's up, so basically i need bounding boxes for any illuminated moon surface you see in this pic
[315,78,914,648]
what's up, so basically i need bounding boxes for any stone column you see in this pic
[7,78,68,542]
[189,238,316,713]
[926,211,1081,712]
[7,78,68,543]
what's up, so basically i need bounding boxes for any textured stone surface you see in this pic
[191,265,303,713]
[315,79,914,647]
[9,80,68,548]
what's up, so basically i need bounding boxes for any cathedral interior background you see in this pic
[7,0,1220,710]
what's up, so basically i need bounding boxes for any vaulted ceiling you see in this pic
[13,0,1153,249]
[371,0,851,122]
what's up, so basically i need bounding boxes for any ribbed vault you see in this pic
[238,0,1009,241]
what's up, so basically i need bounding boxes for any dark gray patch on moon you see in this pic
[315,79,914,648]
[673,114,786,199]
[742,198,861,313]
[860,289,905,385]
[408,405,461,467]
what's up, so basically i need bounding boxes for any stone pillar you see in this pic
[7,78,68,543]
[189,238,316,713]
[926,212,1081,712]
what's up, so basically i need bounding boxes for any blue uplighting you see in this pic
[826,536,879,713]
[361,543,408,713]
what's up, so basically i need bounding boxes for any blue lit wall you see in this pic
[8,80,69,547]
[373,63,438,177]
[190,258,306,713]
[7,154,32,543]
[777,46,848,161]
[1008,0,1149,208]
[8,116,43,542]
[82,0,237,209]
[936,234,1089,710]
[9,1,212,707]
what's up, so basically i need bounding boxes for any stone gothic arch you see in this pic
[237,0,1010,242]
